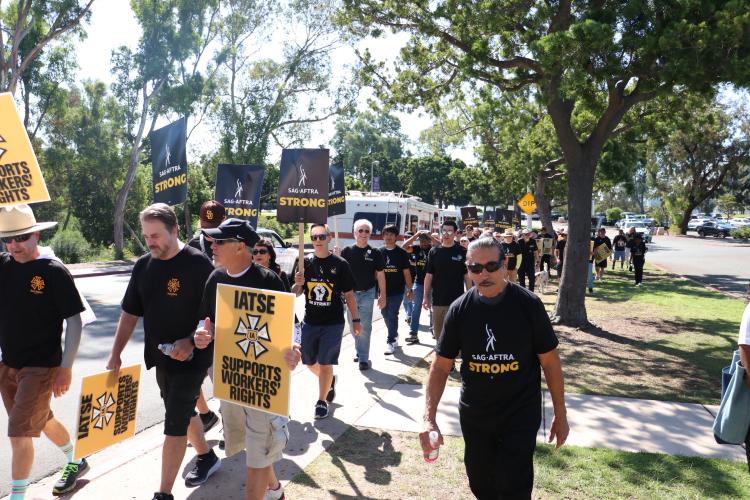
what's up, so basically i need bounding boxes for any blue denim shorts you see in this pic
[301,322,344,365]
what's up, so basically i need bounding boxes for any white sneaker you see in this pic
[265,483,285,499]
[385,342,395,355]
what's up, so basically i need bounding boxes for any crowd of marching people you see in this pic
[4,199,634,500]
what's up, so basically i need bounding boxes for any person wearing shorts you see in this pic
[106,204,219,500]
[293,224,361,419]
[612,229,627,270]
[195,218,301,500]
[0,204,88,499]
[500,229,520,283]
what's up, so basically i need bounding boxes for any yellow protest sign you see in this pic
[214,283,295,417]
[593,243,612,263]
[74,365,141,460]
[517,192,536,215]
[0,92,50,206]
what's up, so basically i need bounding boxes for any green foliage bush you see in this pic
[50,230,91,264]
[730,226,750,241]
[606,207,623,224]
[258,214,298,239]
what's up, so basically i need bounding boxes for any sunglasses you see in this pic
[214,238,239,245]
[357,229,371,234]
[252,248,268,255]
[310,234,328,241]
[442,230,455,236]
[466,261,503,274]
[1,233,33,244]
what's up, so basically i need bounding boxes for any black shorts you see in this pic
[460,410,537,499]
[155,366,205,436]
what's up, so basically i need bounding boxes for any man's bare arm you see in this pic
[539,348,569,448]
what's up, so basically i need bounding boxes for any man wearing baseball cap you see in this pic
[188,200,226,262]
[194,217,302,500]
[0,204,89,498]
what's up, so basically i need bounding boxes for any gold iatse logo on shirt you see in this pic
[167,278,180,297]
[30,275,45,294]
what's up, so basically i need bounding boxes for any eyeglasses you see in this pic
[1,233,33,244]
[252,248,268,255]
[357,229,371,234]
[214,238,239,245]
[460,239,469,243]
[310,234,328,241]
[466,261,503,274]
[442,230,455,236]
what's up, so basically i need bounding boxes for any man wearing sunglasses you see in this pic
[422,220,472,340]
[107,204,219,500]
[293,224,361,418]
[339,219,385,370]
[0,204,89,498]
[420,237,568,499]
[194,218,301,500]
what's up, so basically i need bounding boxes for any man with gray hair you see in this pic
[106,203,219,500]
[421,237,568,499]
[340,218,385,370]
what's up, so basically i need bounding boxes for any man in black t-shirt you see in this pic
[517,229,539,292]
[422,221,472,340]
[402,231,435,344]
[538,227,556,273]
[194,218,301,500]
[421,238,568,499]
[106,204,219,498]
[630,234,648,286]
[0,204,88,497]
[612,229,628,270]
[554,230,567,278]
[592,228,613,281]
[500,229,520,283]
[293,224,361,418]
[379,225,413,354]
[339,219,385,369]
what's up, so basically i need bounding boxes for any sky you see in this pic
[73,0,475,166]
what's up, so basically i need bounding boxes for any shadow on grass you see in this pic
[536,445,750,498]
[591,268,721,305]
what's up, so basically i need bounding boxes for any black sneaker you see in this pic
[218,440,225,450]
[200,410,219,433]
[405,334,419,345]
[405,316,411,325]
[588,287,593,293]
[185,449,221,487]
[52,458,89,495]
[359,361,370,371]
[353,356,359,362]
[326,374,337,403]
[314,400,329,419]
[152,493,174,500]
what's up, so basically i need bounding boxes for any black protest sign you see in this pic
[495,209,514,231]
[327,162,346,216]
[215,164,265,228]
[460,206,478,228]
[483,209,495,228]
[150,118,188,205]
[276,149,329,223]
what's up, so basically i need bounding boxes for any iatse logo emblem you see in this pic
[167,278,180,296]
[30,275,45,294]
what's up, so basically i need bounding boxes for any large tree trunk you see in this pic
[678,204,697,235]
[552,156,596,327]
[535,171,553,232]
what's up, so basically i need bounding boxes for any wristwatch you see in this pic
[352,318,361,323]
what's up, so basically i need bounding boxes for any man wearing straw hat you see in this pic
[0,204,89,498]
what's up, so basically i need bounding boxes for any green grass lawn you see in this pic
[285,427,750,499]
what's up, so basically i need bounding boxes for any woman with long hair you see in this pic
[252,238,291,291]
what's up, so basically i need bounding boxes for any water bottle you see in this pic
[425,430,440,462]
[158,342,194,361]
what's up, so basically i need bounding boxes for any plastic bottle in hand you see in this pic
[425,431,440,462]
[158,343,194,361]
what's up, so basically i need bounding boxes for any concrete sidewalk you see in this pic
[10,314,746,500]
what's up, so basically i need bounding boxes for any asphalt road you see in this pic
[602,230,750,296]
[0,272,383,496]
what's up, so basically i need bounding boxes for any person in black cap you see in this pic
[106,203,219,500]
[194,218,301,500]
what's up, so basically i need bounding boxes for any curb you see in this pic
[649,262,745,300]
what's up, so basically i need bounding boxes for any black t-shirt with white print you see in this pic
[612,234,627,250]
[0,254,85,368]
[437,283,559,424]
[409,245,430,284]
[302,253,355,326]
[121,245,214,372]
[379,245,411,296]
[340,244,384,291]
[424,244,467,306]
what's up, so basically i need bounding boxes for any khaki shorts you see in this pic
[0,363,56,437]
[432,305,450,340]
[244,409,289,468]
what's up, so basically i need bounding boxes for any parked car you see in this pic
[729,218,750,228]
[694,221,731,238]
[687,217,714,231]
[257,227,300,276]
[620,221,653,242]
